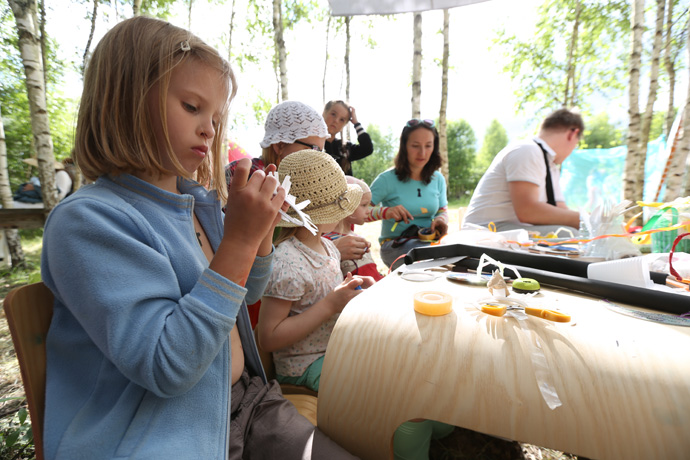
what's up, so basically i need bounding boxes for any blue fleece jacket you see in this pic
[41,174,271,460]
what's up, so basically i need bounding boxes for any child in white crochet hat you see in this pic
[225,100,328,188]
[257,149,375,393]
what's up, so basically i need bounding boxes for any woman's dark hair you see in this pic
[394,124,441,184]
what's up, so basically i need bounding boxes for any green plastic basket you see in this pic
[647,207,690,253]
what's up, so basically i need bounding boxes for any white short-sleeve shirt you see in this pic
[463,137,564,227]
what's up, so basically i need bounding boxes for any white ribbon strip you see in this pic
[270,172,317,235]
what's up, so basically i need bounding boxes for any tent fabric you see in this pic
[560,136,667,211]
[327,0,491,16]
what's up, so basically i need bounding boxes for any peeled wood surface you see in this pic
[0,208,46,229]
[284,394,318,426]
[3,282,54,460]
[317,272,690,460]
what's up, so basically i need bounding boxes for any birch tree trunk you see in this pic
[39,0,46,90]
[322,15,331,105]
[344,16,351,142]
[438,9,449,183]
[273,0,288,101]
[411,12,422,118]
[82,0,98,76]
[663,16,690,201]
[133,0,142,16]
[640,0,666,149]
[9,0,58,214]
[227,0,236,61]
[0,104,26,268]
[623,0,645,222]
[188,0,193,29]
[563,0,581,107]
[663,0,676,137]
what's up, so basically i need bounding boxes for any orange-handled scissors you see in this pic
[481,303,571,323]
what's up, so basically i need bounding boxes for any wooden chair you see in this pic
[3,281,318,459]
[3,282,54,460]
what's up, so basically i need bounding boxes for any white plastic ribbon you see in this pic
[474,295,563,410]
[476,253,522,280]
[270,172,317,235]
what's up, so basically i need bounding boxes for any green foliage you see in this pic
[581,112,625,149]
[476,119,508,172]
[351,124,395,186]
[0,402,34,459]
[494,0,630,118]
[649,111,668,141]
[139,0,177,19]
[445,119,478,199]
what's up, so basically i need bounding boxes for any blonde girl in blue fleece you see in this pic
[41,16,356,460]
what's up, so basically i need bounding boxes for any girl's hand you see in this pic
[349,106,358,125]
[431,217,448,237]
[326,273,363,314]
[352,274,375,289]
[211,159,284,285]
[223,159,285,249]
[333,234,370,260]
[387,205,413,224]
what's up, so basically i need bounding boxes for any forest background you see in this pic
[3,0,689,214]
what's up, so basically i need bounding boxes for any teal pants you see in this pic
[276,355,324,392]
[393,420,454,460]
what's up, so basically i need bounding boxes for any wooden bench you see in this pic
[0,208,47,230]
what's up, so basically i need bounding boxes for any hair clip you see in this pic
[180,40,191,52]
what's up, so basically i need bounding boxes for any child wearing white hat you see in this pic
[257,149,374,392]
[225,100,329,188]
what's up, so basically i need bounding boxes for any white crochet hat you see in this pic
[260,101,329,148]
[277,150,363,226]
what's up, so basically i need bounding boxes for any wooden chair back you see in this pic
[3,282,54,460]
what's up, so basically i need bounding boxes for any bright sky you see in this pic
[49,0,635,157]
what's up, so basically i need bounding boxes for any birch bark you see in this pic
[438,9,450,183]
[8,0,58,213]
[623,0,645,221]
[411,13,422,118]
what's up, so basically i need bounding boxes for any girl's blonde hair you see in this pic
[274,227,299,247]
[75,16,236,201]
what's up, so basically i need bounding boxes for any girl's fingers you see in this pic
[231,158,251,189]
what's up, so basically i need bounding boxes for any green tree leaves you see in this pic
[351,124,395,186]
[446,119,477,199]
[476,119,508,172]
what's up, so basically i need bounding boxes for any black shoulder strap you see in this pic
[534,141,556,206]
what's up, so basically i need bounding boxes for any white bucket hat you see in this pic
[260,101,329,148]
[277,150,363,227]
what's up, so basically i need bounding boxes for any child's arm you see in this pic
[366,205,414,223]
[258,274,363,352]
[332,234,370,261]
[211,159,285,286]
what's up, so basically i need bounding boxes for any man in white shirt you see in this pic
[463,108,583,235]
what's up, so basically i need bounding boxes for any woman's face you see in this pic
[405,127,435,170]
[323,104,350,136]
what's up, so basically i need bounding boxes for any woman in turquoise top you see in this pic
[370,119,449,270]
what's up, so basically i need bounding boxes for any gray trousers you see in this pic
[230,371,359,460]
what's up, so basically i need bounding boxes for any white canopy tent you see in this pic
[326,0,492,16]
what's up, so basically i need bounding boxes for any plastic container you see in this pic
[587,257,653,288]
[646,207,690,253]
